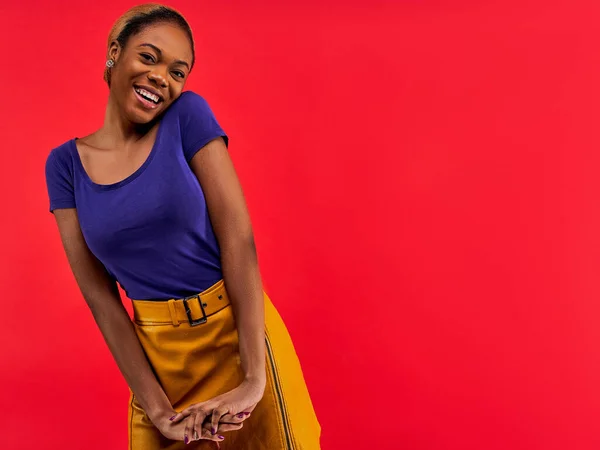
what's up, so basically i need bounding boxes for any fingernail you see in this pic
[244,412,250,416]
[218,435,225,440]
[211,428,216,435]
[237,413,244,418]
[169,415,176,421]
[184,435,189,444]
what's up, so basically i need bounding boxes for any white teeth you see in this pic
[135,87,160,103]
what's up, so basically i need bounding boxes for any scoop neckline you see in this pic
[71,119,165,192]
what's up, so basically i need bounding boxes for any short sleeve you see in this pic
[45,145,76,213]
[177,91,229,162]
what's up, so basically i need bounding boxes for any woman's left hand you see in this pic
[169,377,266,441]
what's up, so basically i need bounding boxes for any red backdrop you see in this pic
[2,0,600,449]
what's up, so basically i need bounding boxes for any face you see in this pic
[108,22,193,124]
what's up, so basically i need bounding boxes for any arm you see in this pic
[51,209,173,423]
[189,137,266,385]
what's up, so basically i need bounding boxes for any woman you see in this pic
[44,3,321,449]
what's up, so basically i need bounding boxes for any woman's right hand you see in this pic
[154,410,245,443]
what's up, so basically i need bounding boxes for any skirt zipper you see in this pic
[265,331,295,450]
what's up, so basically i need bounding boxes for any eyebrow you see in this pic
[138,43,190,69]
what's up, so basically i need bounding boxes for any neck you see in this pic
[99,90,155,146]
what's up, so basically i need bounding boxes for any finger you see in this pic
[200,426,226,442]
[211,407,228,435]
[183,413,196,445]
[214,422,244,433]
[170,408,193,423]
[225,402,256,422]
[220,411,251,424]
[171,400,215,423]
[236,410,252,420]
[193,412,205,441]
[190,407,210,440]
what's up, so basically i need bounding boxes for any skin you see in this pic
[52,22,266,444]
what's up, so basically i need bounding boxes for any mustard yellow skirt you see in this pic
[128,279,321,449]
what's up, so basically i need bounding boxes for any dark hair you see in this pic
[104,3,195,86]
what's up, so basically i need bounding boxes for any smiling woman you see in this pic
[44,3,321,450]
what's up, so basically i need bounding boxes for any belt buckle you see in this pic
[182,294,207,326]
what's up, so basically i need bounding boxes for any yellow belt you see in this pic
[131,279,231,327]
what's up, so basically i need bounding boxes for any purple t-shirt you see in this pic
[45,91,229,300]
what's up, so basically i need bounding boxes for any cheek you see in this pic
[112,63,139,95]
[115,78,134,104]
[115,59,142,81]
[172,87,184,99]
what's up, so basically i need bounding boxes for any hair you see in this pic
[103,3,195,87]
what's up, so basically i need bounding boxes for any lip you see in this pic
[133,87,161,110]
[133,84,164,102]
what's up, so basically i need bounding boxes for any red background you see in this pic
[2,0,600,449]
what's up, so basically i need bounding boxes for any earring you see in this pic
[106,59,115,68]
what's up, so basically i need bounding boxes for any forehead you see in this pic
[128,23,193,63]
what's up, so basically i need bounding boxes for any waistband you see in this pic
[131,279,230,327]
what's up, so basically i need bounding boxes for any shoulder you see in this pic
[170,90,225,134]
[177,90,208,105]
[169,90,212,117]
[165,90,228,159]
[45,139,75,179]
[48,138,74,157]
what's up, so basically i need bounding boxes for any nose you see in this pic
[148,71,168,88]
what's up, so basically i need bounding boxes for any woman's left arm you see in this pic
[169,136,266,441]
[189,136,266,386]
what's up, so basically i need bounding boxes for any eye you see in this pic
[173,71,185,79]
[140,53,155,62]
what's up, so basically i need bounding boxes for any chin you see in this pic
[127,102,165,125]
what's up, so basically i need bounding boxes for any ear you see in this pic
[107,40,122,63]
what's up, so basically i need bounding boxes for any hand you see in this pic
[154,409,245,444]
[169,377,266,442]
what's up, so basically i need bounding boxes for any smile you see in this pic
[133,86,163,109]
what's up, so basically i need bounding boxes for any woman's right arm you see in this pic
[51,208,174,425]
